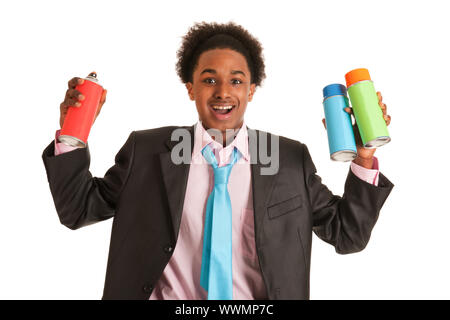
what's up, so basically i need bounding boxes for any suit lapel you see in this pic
[159,125,195,241]
[248,127,277,247]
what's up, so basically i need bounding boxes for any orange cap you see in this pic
[345,68,371,87]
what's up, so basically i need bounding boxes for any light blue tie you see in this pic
[200,145,241,300]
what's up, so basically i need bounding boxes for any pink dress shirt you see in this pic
[53,123,380,299]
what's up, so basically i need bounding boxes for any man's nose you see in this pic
[213,82,231,99]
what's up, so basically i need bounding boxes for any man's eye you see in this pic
[231,79,242,85]
[203,78,216,84]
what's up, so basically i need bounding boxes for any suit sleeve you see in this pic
[42,131,136,230]
[301,143,394,254]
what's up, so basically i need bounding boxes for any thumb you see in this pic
[94,89,107,121]
[100,89,107,106]
[322,118,327,129]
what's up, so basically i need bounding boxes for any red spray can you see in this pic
[59,72,103,147]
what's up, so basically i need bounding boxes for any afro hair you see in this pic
[176,21,266,87]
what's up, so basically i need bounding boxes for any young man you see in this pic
[42,22,394,300]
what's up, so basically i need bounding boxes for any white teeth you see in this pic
[212,105,233,110]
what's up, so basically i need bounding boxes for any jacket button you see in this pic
[143,283,153,293]
[164,245,174,253]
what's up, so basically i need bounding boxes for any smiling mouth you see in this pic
[209,104,236,115]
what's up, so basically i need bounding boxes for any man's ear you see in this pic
[248,83,256,102]
[186,82,195,101]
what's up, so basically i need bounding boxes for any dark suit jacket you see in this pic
[42,125,394,300]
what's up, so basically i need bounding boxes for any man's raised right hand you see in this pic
[59,75,107,128]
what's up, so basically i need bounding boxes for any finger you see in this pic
[68,77,84,89]
[67,88,85,101]
[322,118,327,129]
[385,115,391,126]
[379,102,387,114]
[60,102,79,115]
[63,97,81,107]
[344,107,353,114]
[377,91,383,102]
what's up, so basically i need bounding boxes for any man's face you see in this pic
[186,48,256,134]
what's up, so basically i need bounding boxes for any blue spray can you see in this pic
[322,84,357,161]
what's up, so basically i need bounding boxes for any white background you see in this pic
[1,0,449,299]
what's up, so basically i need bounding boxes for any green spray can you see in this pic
[345,68,391,148]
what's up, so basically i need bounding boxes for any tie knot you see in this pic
[201,145,241,185]
[213,165,232,185]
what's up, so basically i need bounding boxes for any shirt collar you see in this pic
[192,120,250,163]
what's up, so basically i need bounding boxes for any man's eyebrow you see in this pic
[200,68,246,77]
[200,68,216,75]
[231,70,246,76]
